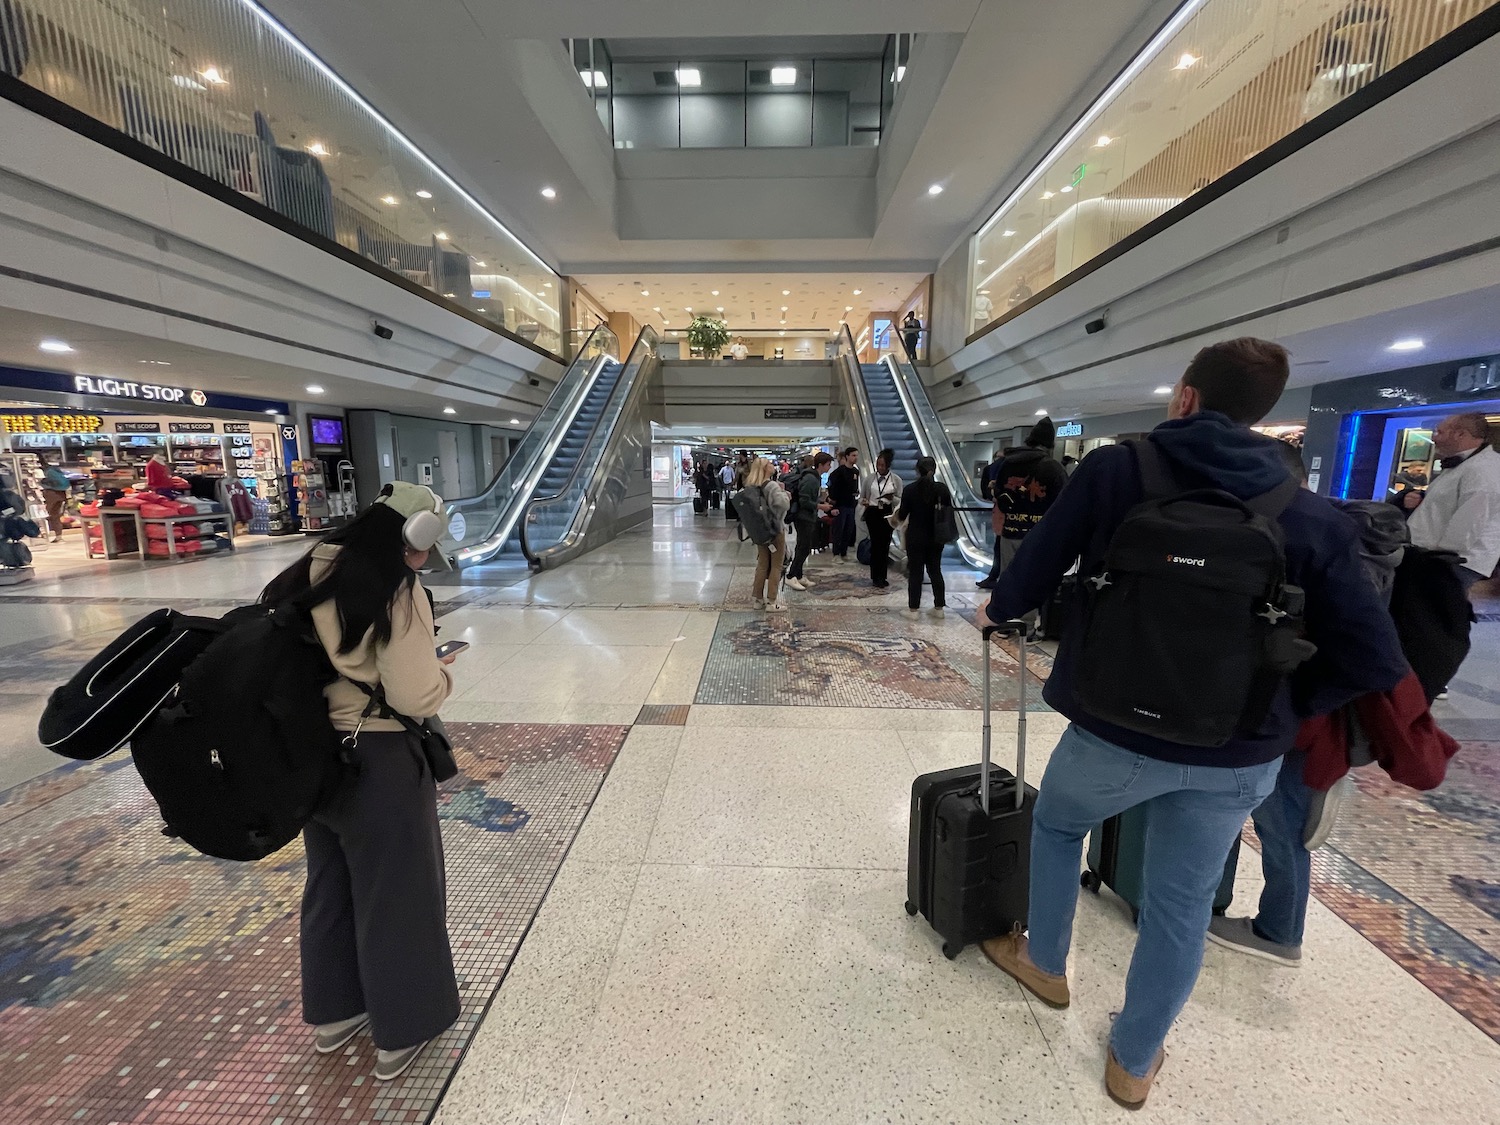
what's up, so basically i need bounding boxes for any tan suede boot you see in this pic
[1105,1047,1166,1110]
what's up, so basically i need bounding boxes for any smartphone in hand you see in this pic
[435,640,470,660]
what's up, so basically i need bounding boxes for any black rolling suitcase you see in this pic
[905,622,1038,959]
[1082,808,1241,924]
[725,496,739,521]
[693,495,707,514]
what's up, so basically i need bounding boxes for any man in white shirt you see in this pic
[729,337,751,361]
[1407,412,1500,591]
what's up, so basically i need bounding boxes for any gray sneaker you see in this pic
[1207,915,1301,967]
[374,1039,431,1081]
[314,1013,369,1053]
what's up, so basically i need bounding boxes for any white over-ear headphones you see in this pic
[375,482,445,552]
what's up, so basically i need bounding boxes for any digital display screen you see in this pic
[310,416,345,449]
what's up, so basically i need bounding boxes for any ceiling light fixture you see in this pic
[1035,409,1048,416]
[782,289,791,296]
[770,66,797,86]
[415,189,432,199]
[641,289,650,295]
[474,260,487,267]
[853,289,862,295]
[927,183,944,196]
[306,142,329,156]
[845,306,854,312]
[38,339,73,353]
[306,384,325,394]
[716,306,724,312]
[1172,52,1201,71]
[1041,190,1055,200]
[1095,135,1113,147]
[1154,385,1173,395]
[1388,338,1425,352]
[1002,229,1016,237]
[1059,184,1073,193]
[435,231,449,240]
[580,69,608,88]
[138,359,172,366]
[711,290,720,296]
[509,417,521,425]
[199,65,227,85]
[540,186,557,199]
[979,421,988,427]
[685,306,693,312]
[893,65,906,82]
[381,194,399,205]
[676,68,702,87]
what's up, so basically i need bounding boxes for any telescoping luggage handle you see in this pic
[980,621,1029,815]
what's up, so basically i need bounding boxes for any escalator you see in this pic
[832,327,993,572]
[440,325,620,567]
[520,359,623,551]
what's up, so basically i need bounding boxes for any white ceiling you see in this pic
[578,271,927,333]
[0,309,532,428]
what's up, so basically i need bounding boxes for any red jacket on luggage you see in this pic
[1297,670,1458,792]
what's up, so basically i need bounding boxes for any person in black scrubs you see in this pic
[896,456,954,617]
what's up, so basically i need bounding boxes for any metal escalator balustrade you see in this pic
[521,325,662,569]
[442,324,619,567]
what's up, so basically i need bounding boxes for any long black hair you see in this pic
[260,503,416,655]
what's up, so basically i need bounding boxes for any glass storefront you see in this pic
[0,0,563,355]
[968,0,1497,337]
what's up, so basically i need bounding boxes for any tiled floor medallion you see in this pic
[0,721,627,1124]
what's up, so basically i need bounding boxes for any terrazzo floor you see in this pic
[0,505,1497,1124]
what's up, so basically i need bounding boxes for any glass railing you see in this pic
[0,0,565,355]
[521,325,659,564]
[442,324,619,565]
[596,54,894,150]
[969,0,1498,335]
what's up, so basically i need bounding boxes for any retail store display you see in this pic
[259,471,295,535]
[0,474,40,585]
[293,460,331,533]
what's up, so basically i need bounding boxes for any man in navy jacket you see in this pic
[980,338,1408,1109]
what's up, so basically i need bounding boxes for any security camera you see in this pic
[952,376,964,388]
[528,377,541,387]
[1084,315,1107,335]
[372,322,394,340]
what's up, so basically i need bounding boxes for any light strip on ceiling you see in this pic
[973,0,1210,244]
[232,0,557,278]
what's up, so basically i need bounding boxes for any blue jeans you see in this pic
[1027,724,1280,1076]
[1248,750,1313,947]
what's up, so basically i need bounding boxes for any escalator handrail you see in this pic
[832,324,883,475]
[446,343,615,566]
[519,325,660,564]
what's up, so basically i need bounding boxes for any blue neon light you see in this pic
[1336,412,1363,499]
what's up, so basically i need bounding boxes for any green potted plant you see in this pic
[686,315,731,359]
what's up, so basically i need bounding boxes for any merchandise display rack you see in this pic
[294,460,331,533]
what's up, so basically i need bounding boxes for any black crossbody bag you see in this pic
[347,679,458,782]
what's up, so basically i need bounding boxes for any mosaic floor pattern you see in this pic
[0,721,627,1125]
[695,608,1053,709]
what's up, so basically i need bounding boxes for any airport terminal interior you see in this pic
[1,0,1499,1122]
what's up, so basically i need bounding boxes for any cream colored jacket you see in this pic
[308,544,454,732]
[1407,446,1500,577]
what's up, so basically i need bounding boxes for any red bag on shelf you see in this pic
[139,504,177,519]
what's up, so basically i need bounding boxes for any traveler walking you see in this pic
[742,458,791,611]
[896,456,954,617]
[979,338,1408,1108]
[1406,412,1500,593]
[861,448,902,588]
[786,452,833,592]
[827,447,861,562]
[977,418,1066,594]
[40,458,70,542]
[901,311,922,361]
[260,482,462,1082]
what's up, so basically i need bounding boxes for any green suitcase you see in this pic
[1082,807,1241,924]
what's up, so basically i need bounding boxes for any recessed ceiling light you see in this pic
[716,306,724,312]
[853,289,862,295]
[653,306,661,312]
[540,186,557,199]
[641,289,650,295]
[1172,52,1200,71]
[1388,338,1425,352]
[1154,386,1173,395]
[783,289,791,296]
[685,306,693,312]
[138,359,172,366]
[580,69,608,88]
[676,68,702,87]
[781,306,788,311]
[779,330,786,336]
[1041,190,1055,200]
[306,142,329,156]
[306,384,325,394]
[509,418,521,425]
[199,65,227,85]
[435,231,449,240]
[1095,135,1113,148]
[770,66,797,86]
[415,189,432,199]
[443,406,456,415]
[542,282,551,287]
[1035,409,1048,416]
[475,260,487,267]
[265,409,278,415]
[979,421,988,427]
[845,306,854,312]
[38,339,73,353]
[381,194,399,205]
[1002,230,1016,237]
[927,183,944,196]
[1059,184,1074,193]
[711,290,720,296]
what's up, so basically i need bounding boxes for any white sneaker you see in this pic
[800,576,816,588]
[786,577,808,591]
[902,608,920,619]
[753,597,766,609]
[932,607,946,618]
[766,601,787,612]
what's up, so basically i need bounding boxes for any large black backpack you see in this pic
[1388,545,1474,703]
[130,602,346,861]
[39,608,228,760]
[1072,440,1313,747]
[733,483,778,546]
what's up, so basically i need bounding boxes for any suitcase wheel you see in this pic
[1081,870,1102,894]
[941,940,962,960]
[903,900,918,917]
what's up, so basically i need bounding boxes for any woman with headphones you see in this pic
[260,481,460,1081]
